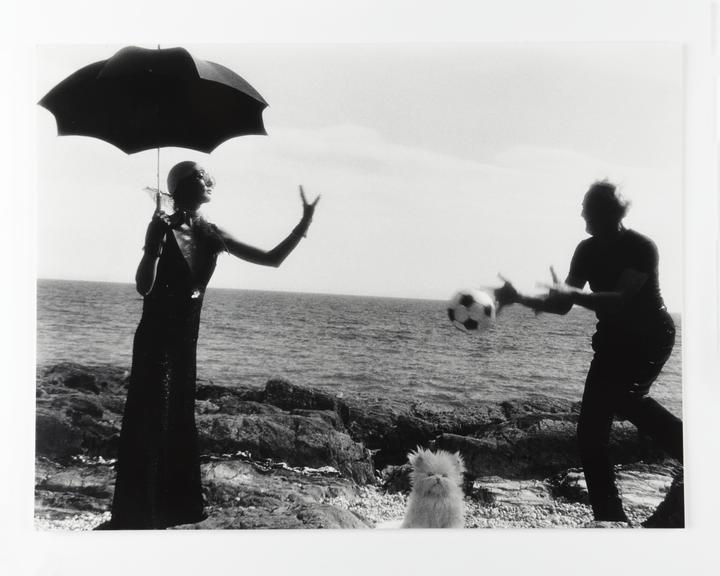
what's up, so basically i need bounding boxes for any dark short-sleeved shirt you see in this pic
[568,228,665,330]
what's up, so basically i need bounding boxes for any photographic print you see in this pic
[35,42,684,530]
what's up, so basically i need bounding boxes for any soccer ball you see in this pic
[447,289,496,332]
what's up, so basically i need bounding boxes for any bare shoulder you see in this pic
[204,221,231,239]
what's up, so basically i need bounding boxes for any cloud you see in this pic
[36,116,682,310]
[35,42,683,309]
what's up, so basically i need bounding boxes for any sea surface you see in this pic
[36,279,683,416]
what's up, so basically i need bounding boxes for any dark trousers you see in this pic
[578,312,682,521]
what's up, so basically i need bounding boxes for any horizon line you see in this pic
[36,277,683,316]
[36,276,448,303]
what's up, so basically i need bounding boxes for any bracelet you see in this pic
[293,219,311,238]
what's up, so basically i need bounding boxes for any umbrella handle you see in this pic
[156,146,160,203]
[155,147,162,214]
[156,44,161,198]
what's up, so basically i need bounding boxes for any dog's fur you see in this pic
[401,447,466,528]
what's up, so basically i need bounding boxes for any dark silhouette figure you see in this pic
[496,181,683,524]
[104,161,319,529]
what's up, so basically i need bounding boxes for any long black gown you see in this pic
[110,218,224,529]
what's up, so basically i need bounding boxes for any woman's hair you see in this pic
[583,180,630,221]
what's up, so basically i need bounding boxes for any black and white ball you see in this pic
[447,289,496,332]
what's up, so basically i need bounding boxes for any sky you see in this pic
[36,42,685,309]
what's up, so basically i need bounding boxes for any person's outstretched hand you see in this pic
[541,266,575,298]
[298,185,320,237]
[300,185,320,220]
[537,266,577,312]
[494,274,519,313]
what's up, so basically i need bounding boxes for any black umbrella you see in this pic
[39,45,268,154]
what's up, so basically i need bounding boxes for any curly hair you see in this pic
[583,180,630,221]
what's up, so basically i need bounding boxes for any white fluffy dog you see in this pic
[401,447,466,529]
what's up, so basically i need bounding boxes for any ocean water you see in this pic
[36,279,683,416]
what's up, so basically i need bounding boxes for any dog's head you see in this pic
[407,447,465,497]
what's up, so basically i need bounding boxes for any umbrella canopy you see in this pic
[39,46,268,154]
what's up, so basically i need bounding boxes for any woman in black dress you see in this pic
[107,161,319,529]
[495,181,682,523]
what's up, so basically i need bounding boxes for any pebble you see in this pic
[35,510,110,531]
[323,486,653,529]
[35,487,655,531]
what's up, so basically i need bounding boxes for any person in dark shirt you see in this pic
[495,180,682,523]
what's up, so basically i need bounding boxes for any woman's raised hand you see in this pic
[300,185,320,221]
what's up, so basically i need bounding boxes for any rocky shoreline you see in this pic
[34,362,683,529]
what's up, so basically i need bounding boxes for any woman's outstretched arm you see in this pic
[216,186,320,268]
